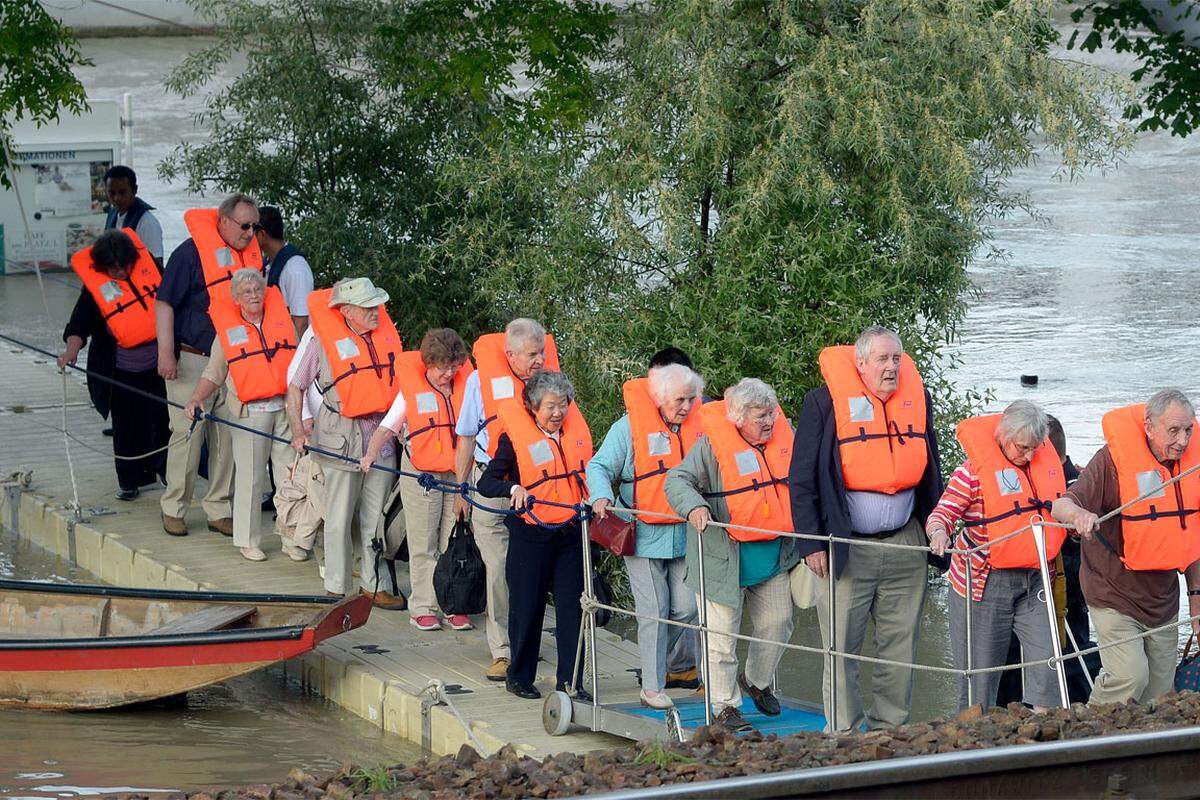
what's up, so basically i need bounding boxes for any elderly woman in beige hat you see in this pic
[286,277,407,607]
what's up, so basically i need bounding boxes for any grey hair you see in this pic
[229,267,266,297]
[854,325,903,362]
[523,370,575,411]
[725,378,778,424]
[505,317,546,349]
[217,193,257,219]
[996,400,1049,446]
[647,364,705,405]
[1146,388,1195,421]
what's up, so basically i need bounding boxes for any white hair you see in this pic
[725,378,778,424]
[230,267,266,297]
[854,325,903,362]
[505,317,546,349]
[996,400,1048,446]
[524,370,575,410]
[1146,388,1194,421]
[647,364,705,406]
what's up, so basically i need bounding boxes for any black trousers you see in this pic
[505,520,585,688]
[110,367,169,491]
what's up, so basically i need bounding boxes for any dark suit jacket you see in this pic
[788,385,945,577]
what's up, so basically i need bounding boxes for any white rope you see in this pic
[420,679,494,756]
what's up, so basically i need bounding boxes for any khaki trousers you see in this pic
[816,517,927,732]
[288,455,325,550]
[473,461,511,660]
[702,570,793,713]
[1088,605,1177,705]
[398,454,457,617]
[321,453,396,595]
[230,408,291,548]
[161,350,234,520]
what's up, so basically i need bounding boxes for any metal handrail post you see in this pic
[965,553,974,707]
[696,528,713,727]
[1033,517,1071,708]
[827,535,838,732]
[580,513,600,725]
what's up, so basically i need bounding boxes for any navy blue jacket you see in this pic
[788,385,945,577]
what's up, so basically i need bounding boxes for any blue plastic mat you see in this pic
[613,696,826,735]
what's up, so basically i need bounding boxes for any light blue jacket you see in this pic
[585,414,688,559]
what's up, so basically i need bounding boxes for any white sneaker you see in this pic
[240,546,267,562]
[281,543,310,562]
[640,689,674,709]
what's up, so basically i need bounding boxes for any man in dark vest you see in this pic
[104,166,164,268]
[256,206,314,335]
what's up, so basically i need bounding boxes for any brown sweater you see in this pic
[1066,446,1179,627]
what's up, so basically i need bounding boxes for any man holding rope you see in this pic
[1053,389,1200,705]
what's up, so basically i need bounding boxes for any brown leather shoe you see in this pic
[715,705,753,733]
[738,672,781,716]
[162,514,188,536]
[486,657,510,682]
[367,590,408,611]
[207,517,234,536]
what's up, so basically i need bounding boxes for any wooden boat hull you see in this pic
[0,579,372,710]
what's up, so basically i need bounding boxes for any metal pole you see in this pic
[580,514,600,723]
[122,92,134,166]
[965,553,974,708]
[1064,621,1094,691]
[1033,517,1070,708]
[696,527,713,727]
[826,536,838,732]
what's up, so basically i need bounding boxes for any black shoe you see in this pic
[115,487,139,501]
[664,668,701,689]
[102,427,114,437]
[557,682,592,703]
[505,679,541,700]
[715,705,753,732]
[738,672,781,716]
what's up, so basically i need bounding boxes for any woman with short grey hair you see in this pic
[926,399,1066,712]
[478,370,594,702]
[587,359,705,709]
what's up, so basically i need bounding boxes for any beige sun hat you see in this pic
[329,277,389,308]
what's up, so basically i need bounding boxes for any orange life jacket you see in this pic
[307,288,403,419]
[1102,404,1200,572]
[497,400,592,526]
[623,377,703,524]
[183,208,264,311]
[956,414,1066,569]
[700,400,793,542]
[818,345,929,495]
[394,350,471,473]
[472,331,560,457]
[69,229,160,349]
[209,287,297,403]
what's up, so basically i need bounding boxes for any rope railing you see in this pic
[5,328,1200,731]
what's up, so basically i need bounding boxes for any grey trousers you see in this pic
[1088,605,1178,705]
[624,554,698,692]
[948,567,1060,710]
[816,517,927,731]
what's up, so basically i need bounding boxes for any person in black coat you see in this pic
[477,370,590,702]
[58,230,169,500]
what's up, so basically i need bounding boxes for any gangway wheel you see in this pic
[542,690,573,736]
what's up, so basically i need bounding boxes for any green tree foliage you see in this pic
[1068,0,1200,136]
[439,0,1129,468]
[0,0,89,186]
[161,0,613,343]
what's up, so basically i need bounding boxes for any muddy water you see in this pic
[0,532,424,796]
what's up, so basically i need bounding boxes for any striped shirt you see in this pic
[926,459,1053,602]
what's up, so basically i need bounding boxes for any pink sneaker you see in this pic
[410,614,441,631]
[446,614,474,631]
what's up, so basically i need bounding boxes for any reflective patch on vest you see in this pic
[491,375,515,400]
[215,247,235,268]
[99,280,124,303]
[647,431,671,457]
[415,391,439,414]
[734,448,760,477]
[528,439,554,467]
[995,468,1023,496]
[225,325,249,347]
[1136,469,1166,499]
[848,396,874,423]
[335,337,360,360]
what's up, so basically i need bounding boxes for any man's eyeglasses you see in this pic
[228,219,263,232]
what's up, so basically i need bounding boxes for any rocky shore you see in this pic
[178,693,1200,799]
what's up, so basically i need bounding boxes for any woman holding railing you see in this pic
[926,399,1067,712]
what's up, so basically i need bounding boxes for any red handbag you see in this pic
[589,508,636,557]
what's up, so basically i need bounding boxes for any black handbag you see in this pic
[589,544,614,629]
[434,518,487,616]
